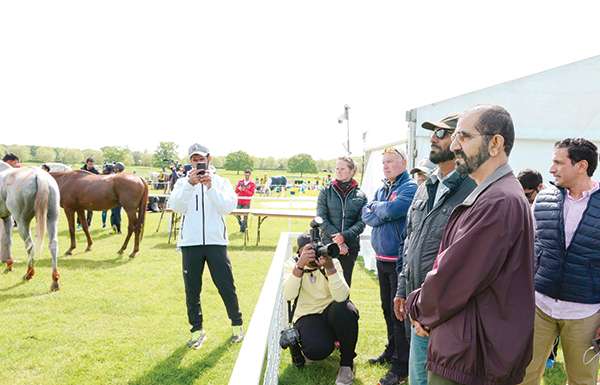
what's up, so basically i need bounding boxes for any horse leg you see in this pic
[1,216,14,273]
[15,218,35,281]
[65,209,76,255]
[119,209,136,257]
[47,212,60,291]
[132,212,141,258]
[77,209,93,252]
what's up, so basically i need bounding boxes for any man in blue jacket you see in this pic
[521,138,600,385]
[362,147,417,385]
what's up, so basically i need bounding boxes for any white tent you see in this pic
[360,55,600,271]
[407,55,600,181]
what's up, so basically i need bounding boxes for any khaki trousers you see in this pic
[520,306,600,385]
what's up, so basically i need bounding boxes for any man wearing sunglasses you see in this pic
[394,113,475,385]
[406,105,535,385]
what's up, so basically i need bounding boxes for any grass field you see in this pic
[0,202,574,385]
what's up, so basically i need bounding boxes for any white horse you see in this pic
[0,161,61,291]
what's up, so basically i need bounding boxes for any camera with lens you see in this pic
[279,327,305,367]
[309,216,340,258]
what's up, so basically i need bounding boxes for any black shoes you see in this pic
[377,370,407,385]
[368,352,392,365]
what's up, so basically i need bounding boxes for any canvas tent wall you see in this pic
[406,55,600,181]
[359,55,600,272]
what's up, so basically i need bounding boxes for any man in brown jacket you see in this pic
[407,105,535,385]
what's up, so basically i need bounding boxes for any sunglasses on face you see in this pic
[433,128,453,139]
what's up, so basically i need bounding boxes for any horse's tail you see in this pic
[34,173,49,258]
[137,178,149,241]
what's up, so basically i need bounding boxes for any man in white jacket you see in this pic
[168,143,243,349]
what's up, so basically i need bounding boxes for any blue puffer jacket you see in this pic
[361,171,417,263]
[534,185,600,303]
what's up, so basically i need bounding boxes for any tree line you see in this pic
[0,142,361,176]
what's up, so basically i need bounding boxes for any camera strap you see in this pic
[286,274,304,325]
[287,297,299,325]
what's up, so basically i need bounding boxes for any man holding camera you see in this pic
[282,233,359,385]
[362,147,417,385]
[168,143,243,349]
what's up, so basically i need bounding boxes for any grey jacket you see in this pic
[396,170,476,298]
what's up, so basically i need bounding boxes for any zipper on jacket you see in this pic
[201,185,206,245]
[333,186,357,232]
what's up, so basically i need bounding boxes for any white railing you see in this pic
[228,232,300,385]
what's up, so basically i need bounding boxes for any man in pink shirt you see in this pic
[521,138,600,385]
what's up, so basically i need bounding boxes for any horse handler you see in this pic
[168,143,244,349]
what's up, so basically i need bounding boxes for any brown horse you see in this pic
[51,171,148,258]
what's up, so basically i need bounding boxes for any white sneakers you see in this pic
[187,329,207,350]
[335,366,355,385]
[187,326,243,350]
[231,325,244,343]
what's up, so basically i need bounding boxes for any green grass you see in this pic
[0,212,291,385]
[0,204,575,385]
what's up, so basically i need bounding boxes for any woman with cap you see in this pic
[316,157,367,287]
[282,233,359,385]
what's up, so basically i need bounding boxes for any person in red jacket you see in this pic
[235,169,256,232]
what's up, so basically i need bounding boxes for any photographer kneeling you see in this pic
[282,234,359,385]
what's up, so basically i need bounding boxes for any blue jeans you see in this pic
[409,327,429,385]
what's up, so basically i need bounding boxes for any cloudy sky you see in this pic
[1,1,599,159]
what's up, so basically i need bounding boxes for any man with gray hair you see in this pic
[407,105,535,385]
[362,146,417,385]
[168,143,244,349]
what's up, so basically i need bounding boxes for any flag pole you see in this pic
[344,104,350,156]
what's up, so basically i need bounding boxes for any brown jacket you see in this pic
[407,164,534,385]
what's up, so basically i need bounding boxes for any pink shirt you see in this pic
[535,180,600,319]
[563,181,599,248]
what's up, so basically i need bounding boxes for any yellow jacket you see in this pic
[282,258,350,323]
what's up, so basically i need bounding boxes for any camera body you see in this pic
[196,162,208,176]
[309,217,340,258]
[279,327,305,367]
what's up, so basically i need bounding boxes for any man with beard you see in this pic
[394,113,475,385]
[406,105,535,385]
[520,138,600,385]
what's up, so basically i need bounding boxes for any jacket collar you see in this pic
[426,168,467,193]
[383,170,409,189]
[462,163,513,207]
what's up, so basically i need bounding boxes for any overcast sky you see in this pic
[1,1,599,159]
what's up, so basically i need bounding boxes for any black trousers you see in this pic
[377,260,409,377]
[77,210,93,227]
[111,206,122,232]
[295,301,359,367]
[236,203,250,231]
[338,248,358,287]
[181,245,243,332]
